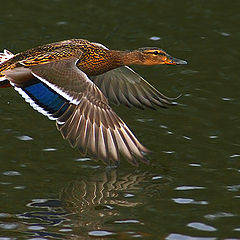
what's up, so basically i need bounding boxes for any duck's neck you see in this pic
[77,49,142,76]
[113,50,143,66]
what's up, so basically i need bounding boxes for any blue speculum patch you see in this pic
[24,81,70,116]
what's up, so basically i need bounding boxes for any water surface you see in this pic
[0,0,240,239]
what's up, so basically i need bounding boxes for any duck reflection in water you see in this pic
[15,169,160,239]
[60,169,146,230]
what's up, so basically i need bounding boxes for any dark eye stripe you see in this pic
[145,51,165,56]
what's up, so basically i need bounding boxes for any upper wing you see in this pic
[90,66,176,109]
[4,58,149,165]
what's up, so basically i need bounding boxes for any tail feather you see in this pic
[0,49,15,87]
[0,49,14,64]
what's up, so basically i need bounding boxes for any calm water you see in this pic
[0,0,240,239]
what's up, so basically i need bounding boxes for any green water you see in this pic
[1,0,240,239]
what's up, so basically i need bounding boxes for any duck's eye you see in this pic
[153,51,159,55]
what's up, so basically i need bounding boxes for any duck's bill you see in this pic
[164,57,188,65]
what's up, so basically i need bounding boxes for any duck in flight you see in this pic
[0,39,187,166]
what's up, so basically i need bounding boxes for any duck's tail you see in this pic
[0,49,15,88]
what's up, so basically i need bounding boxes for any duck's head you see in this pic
[123,47,187,66]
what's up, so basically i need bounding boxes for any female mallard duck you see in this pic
[0,39,187,166]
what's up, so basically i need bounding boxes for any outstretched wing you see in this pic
[4,58,149,165]
[90,66,176,109]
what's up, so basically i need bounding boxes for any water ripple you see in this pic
[2,171,21,176]
[149,36,161,41]
[152,175,163,180]
[16,135,33,141]
[227,185,240,192]
[42,148,57,152]
[27,226,45,231]
[204,212,236,220]
[166,233,216,240]
[189,163,202,167]
[0,223,19,230]
[114,219,140,224]
[187,222,217,232]
[88,230,115,237]
[172,198,208,205]
[230,154,240,158]
[175,186,205,190]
